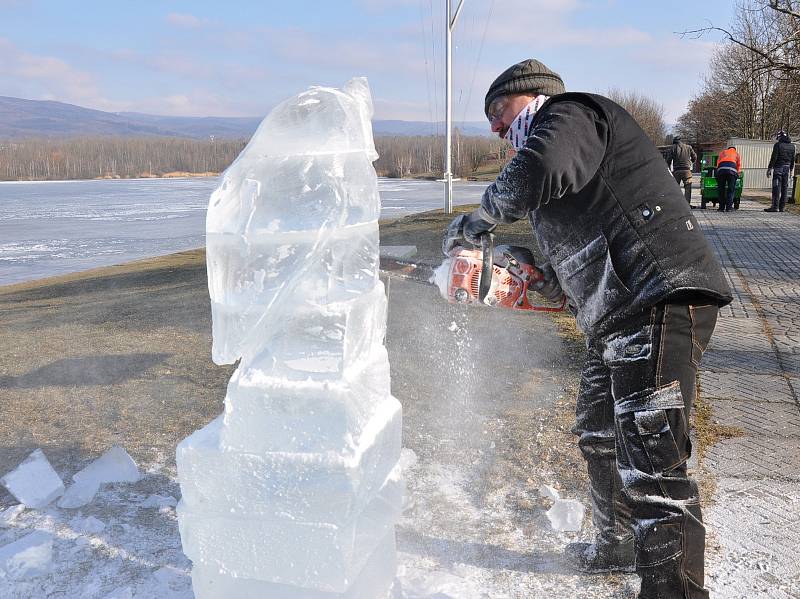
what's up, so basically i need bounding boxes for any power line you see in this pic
[419,0,436,131]
[429,0,440,137]
[460,0,495,128]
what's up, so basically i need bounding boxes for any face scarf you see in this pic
[505,95,548,151]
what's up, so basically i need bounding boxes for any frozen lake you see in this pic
[0,177,488,286]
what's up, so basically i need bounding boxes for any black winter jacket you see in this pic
[768,141,796,170]
[478,93,732,337]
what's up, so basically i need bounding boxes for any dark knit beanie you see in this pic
[484,59,565,116]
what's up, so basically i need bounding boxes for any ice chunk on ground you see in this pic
[0,504,25,528]
[70,515,106,534]
[0,530,53,579]
[546,498,585,532]
[73,446,140,484]
[58,478,101,509]
[1,449,64,509]
[398,565,484,599]
[58,446,140,509]
[379,245,417,260]
[539,484,560,502]
[141,494,177,509]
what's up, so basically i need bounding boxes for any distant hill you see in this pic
[0,96,491,140]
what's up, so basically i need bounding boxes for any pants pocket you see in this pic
[689,305,718,368]
[616,384,689,475]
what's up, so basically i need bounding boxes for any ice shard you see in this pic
[176,78,402,598]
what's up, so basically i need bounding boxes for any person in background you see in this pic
[765,131,796,213]
[668,136,697,207]
[443,58,731,599]
[715,146,741,212]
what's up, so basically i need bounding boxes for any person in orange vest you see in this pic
[715,146,741,212]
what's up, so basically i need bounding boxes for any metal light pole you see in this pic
[444,0,465,214]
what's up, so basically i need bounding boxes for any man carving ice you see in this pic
[442,59,732,599]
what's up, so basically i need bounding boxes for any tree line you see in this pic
[0,137,247,181]
[373,133,511,178]
[0,133,513,182]
[677,0,800,142]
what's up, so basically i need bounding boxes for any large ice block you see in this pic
[206,81,382,368]
[209,153,380,235]
[190,532,396,599]
[220,352,392,454]
[207,227,380,366]
[226,79,377,162]
[179,78,402,599]
[178,467,402,592]
[177,396,401,522]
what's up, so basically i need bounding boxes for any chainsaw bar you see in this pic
[379,256,437,285]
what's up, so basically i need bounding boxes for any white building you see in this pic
[726,137,799,191]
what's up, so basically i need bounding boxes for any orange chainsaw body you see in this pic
[445,243,566,312]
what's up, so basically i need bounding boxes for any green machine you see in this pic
[700,151,744,207]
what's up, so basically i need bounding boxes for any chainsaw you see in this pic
[380,233,567,313]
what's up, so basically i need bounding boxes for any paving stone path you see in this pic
[694,196,800,598]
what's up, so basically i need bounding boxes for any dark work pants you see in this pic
[575,302,718,598]
[715,171,737,211]
[672,170,693,205]
[771,165,791,211]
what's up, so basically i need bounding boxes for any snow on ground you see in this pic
[0,475,191,599]
[0,451,637,599]
[396,456,637,599]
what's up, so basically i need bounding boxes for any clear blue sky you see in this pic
[0,0,736,125]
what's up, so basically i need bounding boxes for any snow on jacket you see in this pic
[716,147,741,175]
[668,142,697,172]
[477,92,732,337]
[768,141,796,170]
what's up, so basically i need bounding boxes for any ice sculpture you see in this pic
[176,78,403,598]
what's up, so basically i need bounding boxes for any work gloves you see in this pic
[442,210,497,256]
[532,262,564,303]
[767,169,772,178]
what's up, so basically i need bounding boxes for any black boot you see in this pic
[764,207,778,212]
[566,536,636,573]
[565,455,635,573]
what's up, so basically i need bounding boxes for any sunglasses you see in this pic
[486,97,508,123]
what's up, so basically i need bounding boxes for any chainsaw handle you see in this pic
[529,264,568,312]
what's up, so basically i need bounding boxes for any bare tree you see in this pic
[607,89,668,145]
[682,1,800,76]
[676,1,800,142]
